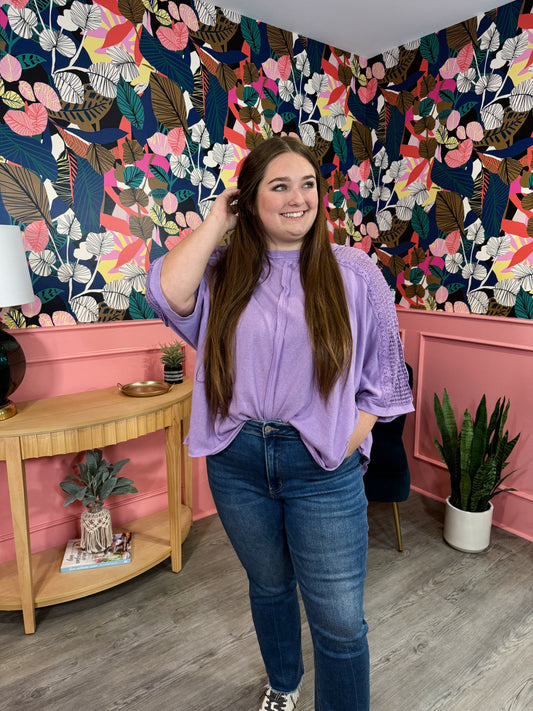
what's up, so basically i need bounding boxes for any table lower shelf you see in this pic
[0,507,193,610]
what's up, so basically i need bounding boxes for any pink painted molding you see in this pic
[0,320,216,566]
[2,308,531,564]
[414,330,533,464]
[397,307,533,543]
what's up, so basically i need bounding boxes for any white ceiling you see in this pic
[222,0,516,58]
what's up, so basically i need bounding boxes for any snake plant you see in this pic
[433,390,519,512]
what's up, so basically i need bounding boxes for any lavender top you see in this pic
[146,244,413,471]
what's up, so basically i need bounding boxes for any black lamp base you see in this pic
[0,328,26,421]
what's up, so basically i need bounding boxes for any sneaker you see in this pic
[259,684,300,711]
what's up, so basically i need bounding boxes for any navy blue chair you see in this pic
[364,363,413,551]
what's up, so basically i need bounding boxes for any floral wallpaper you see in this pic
[0,0,532,328]
[360,0,533,317]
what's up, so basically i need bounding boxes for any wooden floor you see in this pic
[0,492,532,711]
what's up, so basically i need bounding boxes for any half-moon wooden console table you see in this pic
[0,378,193,634]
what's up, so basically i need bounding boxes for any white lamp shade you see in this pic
[0,225,35,308]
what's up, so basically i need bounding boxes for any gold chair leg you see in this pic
[392,502,403,552]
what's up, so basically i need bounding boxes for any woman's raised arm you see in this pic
[160,187,239,316]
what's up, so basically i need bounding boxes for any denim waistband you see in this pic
[241,419,301,439]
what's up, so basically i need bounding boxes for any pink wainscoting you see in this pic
[0,321,215,565]
[2,309,531,565]
[398,309,533,543]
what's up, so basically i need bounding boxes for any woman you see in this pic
[146,136,413,711]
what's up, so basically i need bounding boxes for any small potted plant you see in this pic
[433,389,520,553]
[160,340,185,384]
[60,449,137,553]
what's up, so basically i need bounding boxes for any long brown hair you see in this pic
[203,136,353,420]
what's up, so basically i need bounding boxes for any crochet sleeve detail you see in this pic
[334,245,413,414]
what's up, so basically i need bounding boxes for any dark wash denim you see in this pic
[206,420,370,711]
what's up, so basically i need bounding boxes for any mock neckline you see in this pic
[266,249,301,259]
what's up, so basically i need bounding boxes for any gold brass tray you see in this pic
[117,380,172,397]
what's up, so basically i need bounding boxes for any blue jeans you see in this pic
[206,420,369,711]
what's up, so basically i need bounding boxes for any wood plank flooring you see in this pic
[0,492,532,711]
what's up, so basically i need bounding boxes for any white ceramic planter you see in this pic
[443,497,494,553]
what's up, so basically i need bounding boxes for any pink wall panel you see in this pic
[0,321,215,565]
[398,309,533,543]
[2,309,532,565]
[415,333,531,467]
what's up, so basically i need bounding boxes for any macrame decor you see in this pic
[80,505,113,553]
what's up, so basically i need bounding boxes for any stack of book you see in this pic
[60,532,132,572]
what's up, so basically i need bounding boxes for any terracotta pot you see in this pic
[443,496,493,553]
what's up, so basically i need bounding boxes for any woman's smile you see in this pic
[282,211,306,218]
